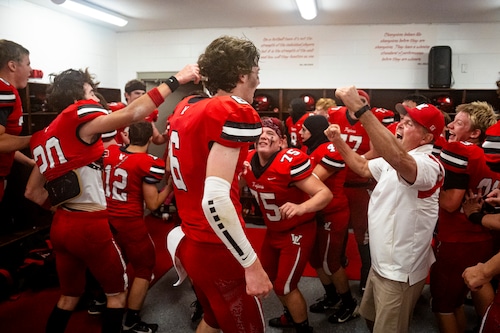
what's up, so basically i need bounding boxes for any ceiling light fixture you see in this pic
[295,0,317,20]
[51,0,128,27]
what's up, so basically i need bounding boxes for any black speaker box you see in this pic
[428,46,452,88]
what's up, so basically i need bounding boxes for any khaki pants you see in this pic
[359,268,426,333]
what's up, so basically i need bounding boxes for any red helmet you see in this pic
[300,94,316,111]
[253,94,272,111]
[432,95,454,113]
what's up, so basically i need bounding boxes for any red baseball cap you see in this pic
[395,103,445,140]
[357,90,370,105]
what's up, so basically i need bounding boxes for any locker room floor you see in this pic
[139,267,479,333]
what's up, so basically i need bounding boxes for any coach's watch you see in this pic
[354,105,371,119]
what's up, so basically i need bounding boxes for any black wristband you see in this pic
[468,212,485,225]
[165,76,180,93]
[354,105,371,118]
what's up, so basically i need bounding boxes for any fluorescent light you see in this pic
[295,0,317,20]
[52,0,128,27]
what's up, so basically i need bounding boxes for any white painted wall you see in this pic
[0,0,118,87]
[2,0,500,101]
[117,24,500,92]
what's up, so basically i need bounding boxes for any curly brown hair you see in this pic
[47,68,99,113]
[198,36,259,95]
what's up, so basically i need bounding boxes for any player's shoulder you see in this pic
[146,153,165,166]
[206,95,259,120]
[328,106,347,114]
[371,107,395,125]
[278,147,310,162]
[0,78,14,92]
[440,141,485,169]
[442,140,483,157]
[104,144,121,154]
[302,112,314,120]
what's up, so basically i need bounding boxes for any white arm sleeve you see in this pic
[202,176,257,268]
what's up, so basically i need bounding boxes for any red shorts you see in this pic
[50,209,127,296]
[178,237,265,333]
[261,220,316,296]
[430,240,494,313]
[344,185,372,245]
[309,209,349,274]
[109,216,156,281]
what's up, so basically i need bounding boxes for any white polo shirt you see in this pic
[367,144,444,286]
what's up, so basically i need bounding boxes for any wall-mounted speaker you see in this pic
[428,46,452,88]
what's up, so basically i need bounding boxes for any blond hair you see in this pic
[315,98,336,110]
[456,101,497,142]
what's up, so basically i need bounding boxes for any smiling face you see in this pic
[447,111,473,142]
[256,126,285,165]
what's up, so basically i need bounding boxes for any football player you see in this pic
[102,121,171,333]
[243,117,332,333]
[166,36,272,333]
[24,64,199,333]
[432,101,499,333]
[301,115,358,324]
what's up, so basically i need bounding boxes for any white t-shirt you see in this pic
[367,144,444,286]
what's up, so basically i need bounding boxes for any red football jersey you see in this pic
[432,135,448,157]
[370,107,395,126]
[0,78,23,176]
[103,144,165,217]
[244,148,314,232]
[328,106,372,184]
[30,100,107,181]
[285,112,313,151]
[168,95,262,244]
[438,141,500,242]
[308,142,348,213]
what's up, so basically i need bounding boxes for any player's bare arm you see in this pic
[335,86,418,183]
[25,164,49,207]
[279,174,332,220]
[0,124,31,153]
[80,64,200,143]
[203,142,272,298]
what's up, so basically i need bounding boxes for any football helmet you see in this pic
[300,94,316,111]
[253,94,272,111]
[432,95,454,113]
